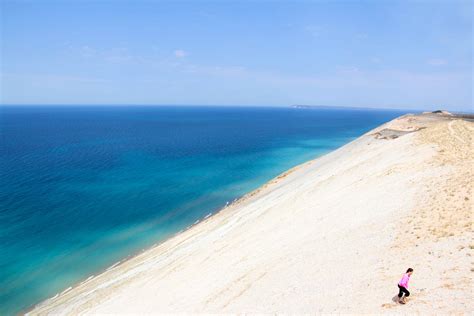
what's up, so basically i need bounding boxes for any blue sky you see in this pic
[0,0,472,111]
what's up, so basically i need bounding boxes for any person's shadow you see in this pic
[381,295,400,308]
[391,295,400,303]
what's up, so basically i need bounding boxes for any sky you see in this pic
[0,0,472,111]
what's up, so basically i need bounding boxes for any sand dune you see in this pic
[28,113,473,314]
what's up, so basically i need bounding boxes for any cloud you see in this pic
[427,58,447,66]
[304,25,323,38]
[75,45,135,64]
[354,33,368,40]
[371,57,382,64]
[2,73,109,84]
[104,53,134,64]
[174,50,188,58]
[45,44,469,110]
[80,45,97,58]
[183,64,247,76]
[335,65,361,74]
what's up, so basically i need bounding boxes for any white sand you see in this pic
[29,113,473,314]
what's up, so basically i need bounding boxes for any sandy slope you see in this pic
[28,113,473,314]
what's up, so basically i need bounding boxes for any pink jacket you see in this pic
[399,273,410,288]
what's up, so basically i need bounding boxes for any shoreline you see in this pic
[24,144,319,314]
[28,112,473,314]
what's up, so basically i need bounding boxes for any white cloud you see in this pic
[371,57,381,64]
[80,45,97,58]
[427,58,447,66]
[104,54,133,64]
[183,64,247,76]
[304,25,323,38]
[76,45,135,64]
[174,50,188,58]
[335,65,361,74]
[354,33,368,40]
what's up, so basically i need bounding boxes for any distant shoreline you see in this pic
[3,103,472,115]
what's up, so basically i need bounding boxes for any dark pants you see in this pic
[398,284,410,298]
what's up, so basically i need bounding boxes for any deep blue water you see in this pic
[0,105,404,314]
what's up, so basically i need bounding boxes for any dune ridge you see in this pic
[28,113,473,314]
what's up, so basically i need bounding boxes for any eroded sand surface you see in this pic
[29,113,473,314]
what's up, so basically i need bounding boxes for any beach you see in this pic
[28,112,473,314]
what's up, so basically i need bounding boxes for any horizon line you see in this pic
[0,103,460,112]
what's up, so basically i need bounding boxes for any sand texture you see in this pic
[28,113,473,314]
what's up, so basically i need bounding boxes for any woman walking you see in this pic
[397,268,413,304]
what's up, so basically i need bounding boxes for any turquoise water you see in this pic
[0,105,404,314]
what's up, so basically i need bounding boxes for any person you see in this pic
[397,268,413,304]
